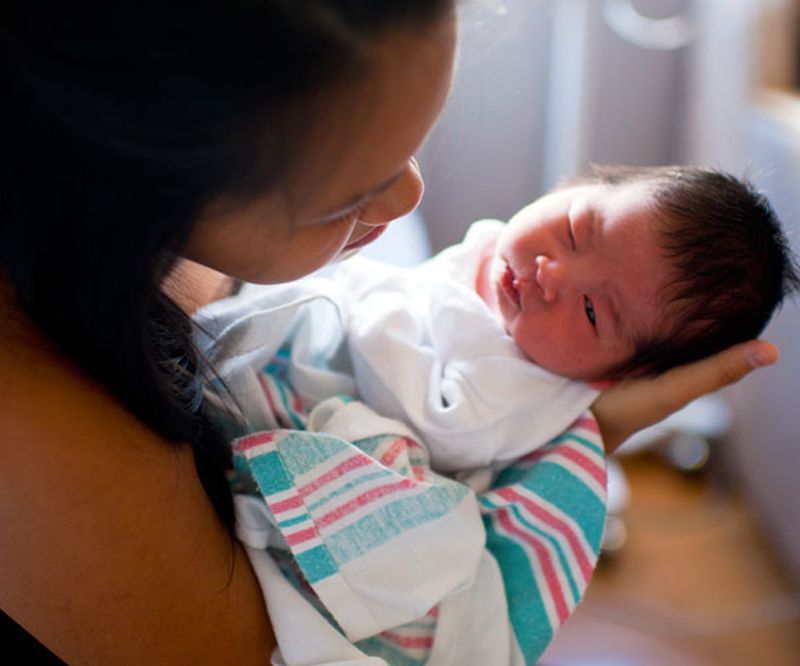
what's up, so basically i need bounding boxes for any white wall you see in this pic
[728,104,800,583]
[418,0,693,252]
[418,0,800,581]
[681,0,800,583]
[417,0,554,253]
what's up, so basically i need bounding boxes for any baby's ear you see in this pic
[588,378,618,391]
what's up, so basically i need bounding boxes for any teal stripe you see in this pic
[295,544,339,584]
[273,377,306,429]
[306,470,394,513]
[484,518,552,663]
[269,547,344,634]
[263,347,292,382]
[325,484,469,566]
[349,434,387,458]
[275,432,352,476]
[481,496,581,605]
[263,361,286,377]
[493,461,605,552]
[551,432,604,457]
[247,450,293,495]
[278,514,310,529]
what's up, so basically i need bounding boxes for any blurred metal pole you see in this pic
[541,0,596,191]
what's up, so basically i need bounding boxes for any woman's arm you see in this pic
[591,339,779,453]
[0,316,276,665]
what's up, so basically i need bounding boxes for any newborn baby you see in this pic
[329,164,796,478]
[200,164,797,481]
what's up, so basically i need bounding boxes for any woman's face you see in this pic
[182,13,458,284]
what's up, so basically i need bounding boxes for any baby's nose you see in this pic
[535,255,564,302]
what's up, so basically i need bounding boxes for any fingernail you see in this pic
[748,350,774,368]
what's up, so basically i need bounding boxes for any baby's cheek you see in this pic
[511,314,599,379]
[510,320,545,364]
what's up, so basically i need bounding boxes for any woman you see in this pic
[0,2,777,664]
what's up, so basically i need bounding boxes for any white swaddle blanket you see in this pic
[194,273,607,666]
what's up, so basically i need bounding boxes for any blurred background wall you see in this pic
[416,0,800,585]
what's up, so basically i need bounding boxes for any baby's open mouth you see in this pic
[499,263,522,308]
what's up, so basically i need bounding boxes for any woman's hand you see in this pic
[591,340,779,453]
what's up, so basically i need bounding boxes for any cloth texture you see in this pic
[331,220,599,481]
[193,226,607,665]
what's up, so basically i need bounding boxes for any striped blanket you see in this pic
[196,285,607,664]
[228,391,605,665]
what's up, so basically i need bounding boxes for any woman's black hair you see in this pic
[0,1,454,531]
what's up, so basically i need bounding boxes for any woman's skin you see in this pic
[0,15,457,666]
[595,339,778,453]
[0,7,779,665]
[183,22,457,284]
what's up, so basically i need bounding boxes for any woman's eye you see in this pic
[584,296,597,327]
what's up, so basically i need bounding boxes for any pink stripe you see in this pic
[381,631,434,650]
[557,447,606,487]
[570,415,600,434]
[380,438,408,468]
[411,465,428,481]
[256,372,284,424]
[403,436,424,452]
[316,479,415,528]
[285,525,320,546]
[271,495,303,514]
[496,487,594,583]
[297,454,371,498]
[235,431,274,452]
[517,444,605,487]
[496,509,570,624]
[426,605,440,618]
[517,447,549,466]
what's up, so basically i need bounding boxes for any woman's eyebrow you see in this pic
[322,169,405,219]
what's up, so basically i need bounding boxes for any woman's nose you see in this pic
[358,157,424,227]
[535,255,566,302]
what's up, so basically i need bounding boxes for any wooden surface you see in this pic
[541,450,800,666]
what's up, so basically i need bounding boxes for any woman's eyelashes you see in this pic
[325,204,363,227]
[584,295,597,328]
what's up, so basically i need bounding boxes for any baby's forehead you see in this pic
[569,180,669,238]
[554,178,663,211]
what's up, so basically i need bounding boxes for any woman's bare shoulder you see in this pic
[0,287,276,665]
[0,284,172,470]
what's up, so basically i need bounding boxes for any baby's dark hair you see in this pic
[577,164,800,378]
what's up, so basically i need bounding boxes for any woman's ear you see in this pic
[588,378,618,391]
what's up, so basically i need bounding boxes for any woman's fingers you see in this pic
[592,340,779,453]
[647,340,778,415]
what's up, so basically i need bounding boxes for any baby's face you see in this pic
[480,181,674,382]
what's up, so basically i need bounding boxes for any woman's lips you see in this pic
[342,224,387,252]
[499,263,522,309]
